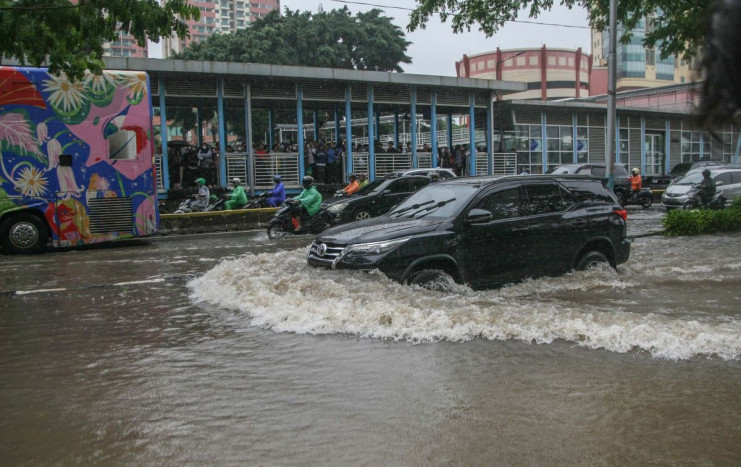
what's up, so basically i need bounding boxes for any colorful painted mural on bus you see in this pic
[0,66,158,253]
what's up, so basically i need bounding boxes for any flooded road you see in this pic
[1,207,740,464]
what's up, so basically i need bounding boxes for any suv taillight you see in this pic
[613,209,628,221]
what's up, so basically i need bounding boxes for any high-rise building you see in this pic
[101,0,281,59]
[590,12,699,91]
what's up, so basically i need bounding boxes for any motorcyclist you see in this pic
[341,174,360,195]
[429,172,440,183]
[291,175,322,232]
[628,167,643,200]
[192,177,209,212]
[265,175,286,207]
[225,177,247,210]
[696,168,717,206]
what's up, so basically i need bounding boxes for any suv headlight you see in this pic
[345,237,411,255]
[328,202,350,213]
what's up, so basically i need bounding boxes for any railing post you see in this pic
[297,84,305,181]
[640,116,646,174]
[217,78,227,187]
[246,84,255,196]
[158,77,170,191]
[368,85,375,180]
[411,86,418,168]
[345,86,353,176]
[431,92,438,168]
[469,93,476,176]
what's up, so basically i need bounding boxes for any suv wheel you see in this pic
[407,269,456,292]
[575,251,609,271]
[354,209,372,221]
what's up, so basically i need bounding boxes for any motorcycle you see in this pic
[174,195,209,214]
[267,200,335,238]
[682,186,726,210]
[244,192,271,209]
[618,188,653,209]
[205,194,227,212]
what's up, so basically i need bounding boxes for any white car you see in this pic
[661,167,741,209]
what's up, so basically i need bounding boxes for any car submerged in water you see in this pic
[307,175,630,290]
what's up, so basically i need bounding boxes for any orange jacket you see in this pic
[343,180,360,195]
[630,174,642,191]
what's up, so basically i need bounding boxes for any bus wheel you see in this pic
[0,213,49,254]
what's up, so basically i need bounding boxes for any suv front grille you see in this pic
[307,241,346,267]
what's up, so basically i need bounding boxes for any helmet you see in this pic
[429,172,440,181]
[196,178,206,186]
[632,168,639,175]
[349,173,357,181]
[302,175,314,189]
[359,173,367,179]
[703,168,712,177]
[273,174,282,183]
[232,177,241,185]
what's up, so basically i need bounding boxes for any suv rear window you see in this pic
[475,188,521,220]
[730,170,741,184]
[560,180,615,203]
[523,184,565,214]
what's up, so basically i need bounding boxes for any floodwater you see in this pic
[1,207,740,465]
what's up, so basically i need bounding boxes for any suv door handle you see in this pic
[570,219,588,227]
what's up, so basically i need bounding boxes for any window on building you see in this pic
[646,48,656,66]
[529,56,538,66]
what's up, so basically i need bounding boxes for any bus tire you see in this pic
[0,213,49,254]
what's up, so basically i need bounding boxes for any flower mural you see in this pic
[15,166,48,197]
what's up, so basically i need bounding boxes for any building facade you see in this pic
[590,14,699,91]
[456,47,592,101]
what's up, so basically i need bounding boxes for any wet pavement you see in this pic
[1,205,739,464]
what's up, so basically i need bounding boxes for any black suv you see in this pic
[323,175,431,223]
[307,175,630,290]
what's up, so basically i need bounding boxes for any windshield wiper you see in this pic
[403,198,457,218]
[389,200,435,217]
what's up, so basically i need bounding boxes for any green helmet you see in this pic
[196,178,206,186]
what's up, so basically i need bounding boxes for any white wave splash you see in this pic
[189,248,741,361]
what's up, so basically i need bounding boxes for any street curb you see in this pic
[159,208,279,235]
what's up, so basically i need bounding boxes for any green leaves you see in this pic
[0,0,200,81]
[408,0,711,60]
[662,197,741,236]
[176,6,411,73]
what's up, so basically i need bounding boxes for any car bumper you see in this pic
[661,195,688,208]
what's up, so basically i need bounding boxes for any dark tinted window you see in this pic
[475,188,521,220]
[731,171,741,184]
[560,180,616,203]
[715,172,732,185]
[410,178,430,190]
[389,179,411,194]
[589,166,605,177]
[524,184,565,214]
[575,166,592,175]
[613,166,629,176]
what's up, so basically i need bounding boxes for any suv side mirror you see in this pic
[465,209,493,224]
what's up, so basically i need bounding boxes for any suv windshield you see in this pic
[388,184,480,219]
[355,179,385,195]
[676,172,705,185]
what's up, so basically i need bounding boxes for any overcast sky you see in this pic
[281,0,592,76]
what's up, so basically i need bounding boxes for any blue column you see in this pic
[411,86,418,168]
[431,93,438,168]
[735,132,741,165]
[447,114,453,151]
[368,85,375,180]
[345,86,353,175]
[469,94,476,175]
[572,113,578,163]
[665,120,671,174]
[485,95,491,174]
[158,78,170,190]
[245,86,254,195]
[394,107,399,150]
[297,85,305,179]
[313,110,319,142]
[700,132,705,159]
[217,78,227,186]
[268,107,274,149]
[640,116,646,174]
[541,111,547,174]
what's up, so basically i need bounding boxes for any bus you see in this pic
[0,66,159,253]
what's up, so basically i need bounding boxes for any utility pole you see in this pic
[605,0,617,191]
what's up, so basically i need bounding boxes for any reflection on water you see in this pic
[190,234,741,360]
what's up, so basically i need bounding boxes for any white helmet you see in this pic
[632,168,639,175]
[232,177,241,185]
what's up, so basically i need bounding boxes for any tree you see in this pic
[0,0,200,81]
[176,7,412,72]
[407,0,711,60]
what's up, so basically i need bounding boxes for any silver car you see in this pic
[661,167,741,209]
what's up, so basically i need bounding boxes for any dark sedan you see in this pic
[323,175,431,224]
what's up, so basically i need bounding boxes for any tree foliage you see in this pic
[176,7,412,72]
[0,0,200,81]
[407,0,712,60]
